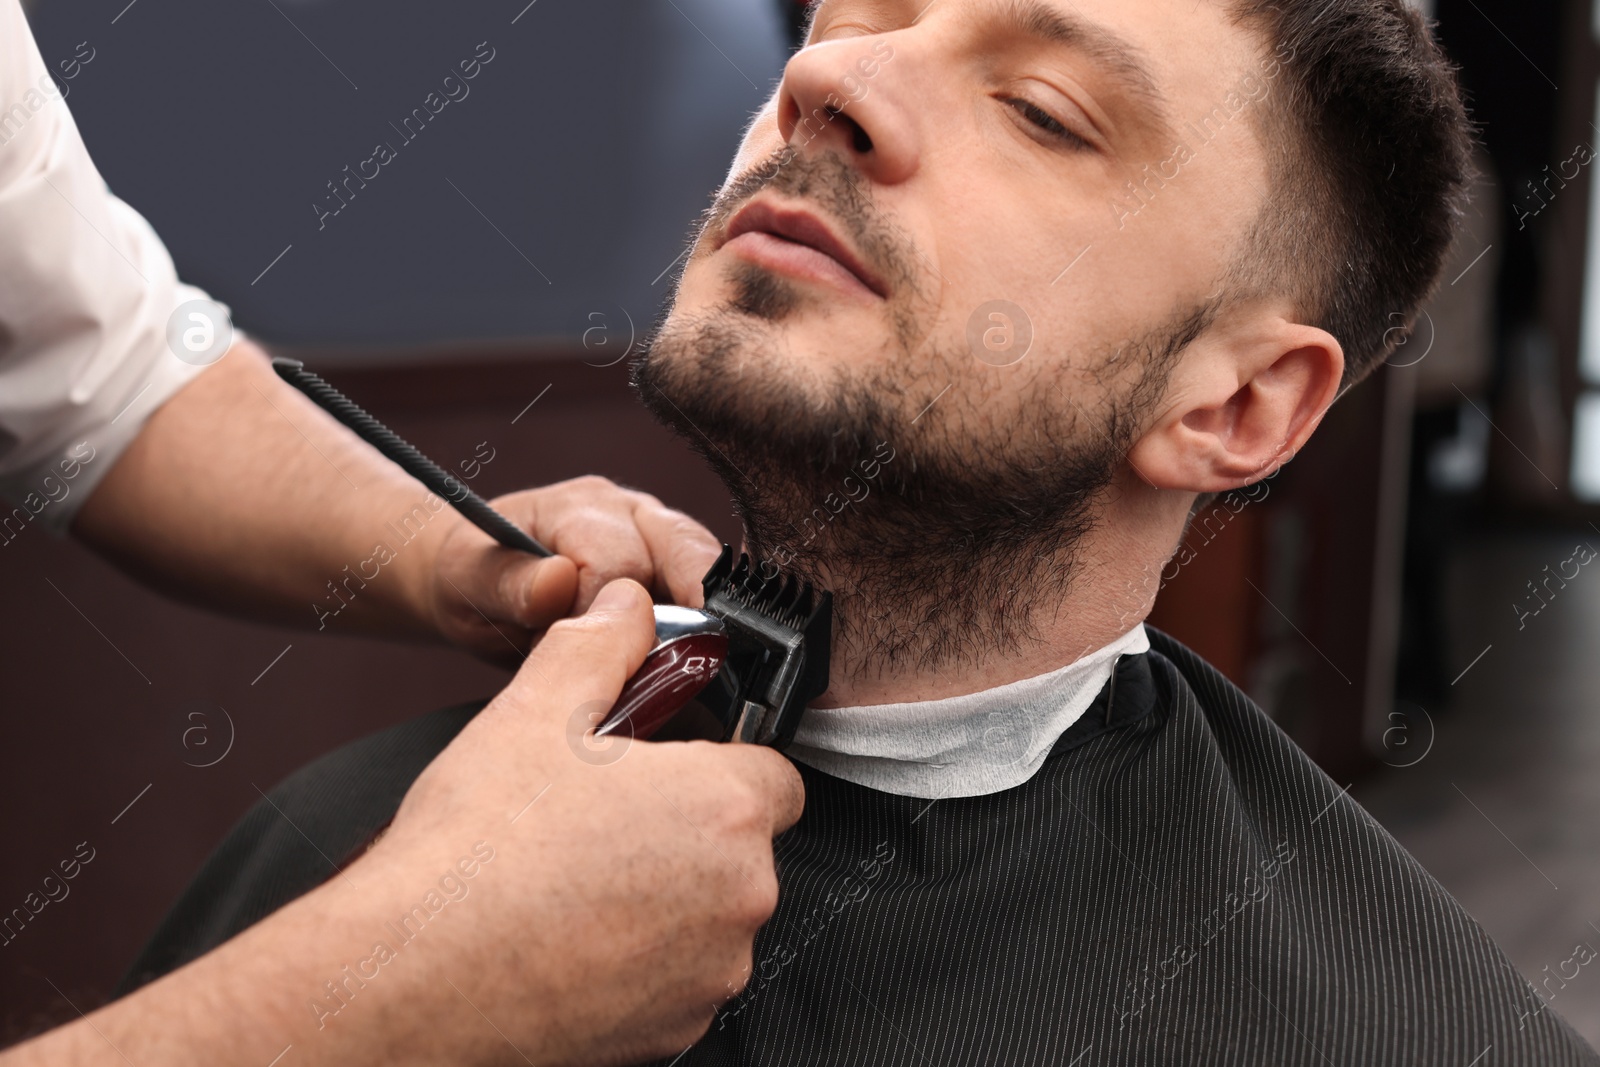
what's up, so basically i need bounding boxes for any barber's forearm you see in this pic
[72,340,457,639]
[0,855,509,1067]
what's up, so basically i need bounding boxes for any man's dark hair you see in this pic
[1227,0,1474,389]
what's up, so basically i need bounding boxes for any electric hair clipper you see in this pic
[328,545,829,875]
[596,545,832,749]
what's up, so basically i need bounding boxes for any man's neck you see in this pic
[793,483,1190,709]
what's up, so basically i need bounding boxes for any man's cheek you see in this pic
[672,256,730,313]
[726,101,785,184]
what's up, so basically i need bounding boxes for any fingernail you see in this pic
[590,580,640,614]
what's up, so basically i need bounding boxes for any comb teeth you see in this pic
[772,574,799,618]
[697,543,833,750]
[711,551,817,629]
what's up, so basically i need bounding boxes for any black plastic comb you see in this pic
[699,545,833,748]
[271,357,551,557]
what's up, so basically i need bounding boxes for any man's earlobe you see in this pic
[1127,321,1343,494]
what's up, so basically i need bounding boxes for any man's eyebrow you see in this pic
[992,0,1175,139]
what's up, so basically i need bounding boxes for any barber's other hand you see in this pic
[363,578,803,1067]
[425,476,721,663]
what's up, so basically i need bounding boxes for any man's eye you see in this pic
[815,27,868,41]
[1001,96,1089,150]
[809,20,877,44]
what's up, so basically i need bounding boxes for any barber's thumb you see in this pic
[513,577,656,711]
[588,577,649,616]
[576,575,656,668]
[570,578,658,695]
[499,552,578,628]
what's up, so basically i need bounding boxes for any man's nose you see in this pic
[775,37,919,186]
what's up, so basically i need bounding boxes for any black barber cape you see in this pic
[122,630,1599,1065]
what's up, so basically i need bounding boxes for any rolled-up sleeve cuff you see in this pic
[0,1,234,536]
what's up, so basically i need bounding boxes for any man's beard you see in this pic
[632,150,1201,684]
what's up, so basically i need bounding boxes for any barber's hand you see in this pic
[0,578,799,1067]
[425,476,721,663]
[362,578,803,1066]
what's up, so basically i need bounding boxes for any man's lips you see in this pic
[722,200,887,300]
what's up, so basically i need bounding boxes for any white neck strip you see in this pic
[785,624,1150,799]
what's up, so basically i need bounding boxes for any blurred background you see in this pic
[3,0,1600,1049]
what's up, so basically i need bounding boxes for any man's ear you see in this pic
[1127,314,1344,493]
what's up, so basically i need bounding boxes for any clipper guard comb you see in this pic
[700,546,832,748]
[595,545,832,749]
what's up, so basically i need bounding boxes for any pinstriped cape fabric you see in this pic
[661,631,1598,1066]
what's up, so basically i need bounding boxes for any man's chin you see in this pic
[633,297,906,474]
[649,301,887,395]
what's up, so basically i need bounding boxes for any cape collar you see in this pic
[785,624,1151,799]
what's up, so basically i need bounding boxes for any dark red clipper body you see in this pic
[596,546,832,749]
[596,607,729,741]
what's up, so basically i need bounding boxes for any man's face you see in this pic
[635,0,1280,664]
[654,0,1272,440]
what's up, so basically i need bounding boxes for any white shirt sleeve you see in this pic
[0,0,229,533]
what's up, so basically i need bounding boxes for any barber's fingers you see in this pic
[717,745,807,836]
[630,496,722,608]
[507,577,658,719]
[662,743,806,847]
[487,480,703,615]
[552,490,714,612]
